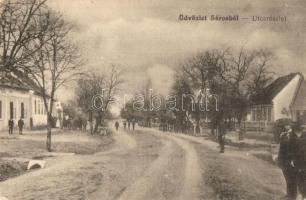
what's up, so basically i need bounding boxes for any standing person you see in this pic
[8,118,14,135]
[278,124,298,200]
[56,118,61,128]
[123,121,127,130]
[115,121,119,131]
[132,119,136,131]
[82,120,88,131]
[295,126,306,199]
[18,118,24,135]
[218,121,226,153]
[127,119,131,130]
[30,117,33,130]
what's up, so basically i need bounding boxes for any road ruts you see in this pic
[115,128,203,200]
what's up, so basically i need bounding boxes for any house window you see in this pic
[257,108,261,121]
[268,107,272,122]
[297,110,301,122]
[263,107,266,121]
[21,102,24,118]
[34,100,37,115]
[0,100,2,119]
[10,102,14,119]
[38,100,41,115]
[41,102,43,115]
[40,101,43,115]
[252,108,256,121]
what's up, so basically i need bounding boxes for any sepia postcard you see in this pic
[0,0,306,199]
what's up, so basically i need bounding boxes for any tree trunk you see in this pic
[195,120,200,134]
[90,121,93,134]
[94,115,102,133]
[237,109,244,141]
[147,117,151,127]
[89,111,93,135]
[195,105,201,135]
[46,113,52,152]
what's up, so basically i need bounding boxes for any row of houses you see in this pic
[1,71,306,131]
[0,74,63,131]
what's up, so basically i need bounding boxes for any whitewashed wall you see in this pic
[273,74,301,121]
[0,88,50,130]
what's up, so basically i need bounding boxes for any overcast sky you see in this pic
[49,0,306,107]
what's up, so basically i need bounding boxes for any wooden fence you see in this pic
[140,120,275,134]
[240,121,274,132]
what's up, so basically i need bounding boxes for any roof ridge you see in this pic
[0,73,43,95]
[251,72,300,105]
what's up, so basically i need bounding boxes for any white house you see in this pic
[247,72,306,124]
[0,74,63,131]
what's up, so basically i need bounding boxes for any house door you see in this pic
[10,102,13,119]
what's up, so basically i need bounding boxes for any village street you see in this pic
[0,126,287,200]
[1,0,306,199]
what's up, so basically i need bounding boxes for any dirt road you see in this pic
[0,127,287,200]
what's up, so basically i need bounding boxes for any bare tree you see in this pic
[170,74,194,133]
[247,50,274,96]
[76,75,103,134]
[25,12,82,151]
[93,65,124,132]
[0,0,50,73]
[177,47,275,136]
[219,47,274,126]
[181,50,223,134]
[219,46,255,125]
[76,65,124,134]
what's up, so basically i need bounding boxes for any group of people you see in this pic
[278,124,306,200]
[115,119,136,131]
[8,117,24,135]
[62,115,87,130]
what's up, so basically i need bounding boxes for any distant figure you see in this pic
[56,118,61,128]
[123,121,127,130]
[8,118,14,135]
[82,120,87,131]
[278,124,298,200]
[115,121,119,131]
[132,119,136,131]
[18,118,24,135]
[64,115,70,129]
[30,117,33,130]
[127,120,131,130]
[218,122,226,153]
[68,118,72,130]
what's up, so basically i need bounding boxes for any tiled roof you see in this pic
[0,72,50,98]
[0,73,31,91]
[250,73,300,105]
